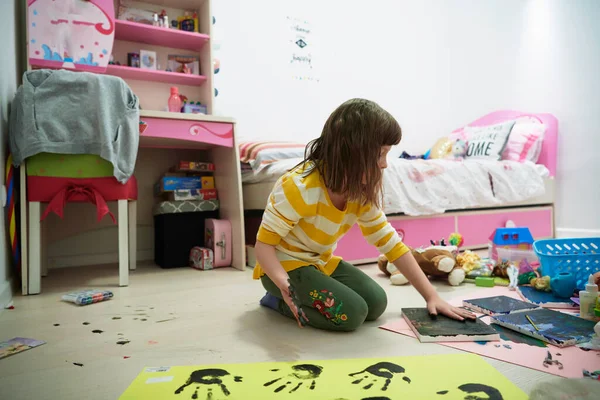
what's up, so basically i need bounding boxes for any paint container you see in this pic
[580,275,599,320]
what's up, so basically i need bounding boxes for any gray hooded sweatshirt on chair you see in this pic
[9,69,140,183]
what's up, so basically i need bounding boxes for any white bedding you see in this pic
[242,158,549,216]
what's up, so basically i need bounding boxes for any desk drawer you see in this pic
[141,117,234,148]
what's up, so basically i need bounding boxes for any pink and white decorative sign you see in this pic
[28,0,115,73]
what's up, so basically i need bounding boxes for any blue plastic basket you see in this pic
[533,237,600,290]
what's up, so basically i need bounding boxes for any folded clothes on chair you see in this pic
[9,69,140,183]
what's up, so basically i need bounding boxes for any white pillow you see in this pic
[502,121,546,163]
[464,120,516,160]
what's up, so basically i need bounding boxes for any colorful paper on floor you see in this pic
[401,307,499,342]
[463,295,539,315]
[380,286,600,378]
[0,337,46,359]
[517,286,577,309]
[491,308,597,347]
[119,354,526,400]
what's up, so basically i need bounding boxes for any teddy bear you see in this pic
[378,245,466,286]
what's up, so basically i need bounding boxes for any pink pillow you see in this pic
[501,121,546,163]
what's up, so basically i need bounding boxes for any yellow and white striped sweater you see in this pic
[253,163,409,279]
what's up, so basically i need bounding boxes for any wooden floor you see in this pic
[0,262,557,399]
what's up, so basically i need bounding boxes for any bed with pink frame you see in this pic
[242,110,557,265]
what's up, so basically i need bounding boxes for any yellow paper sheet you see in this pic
[120,353,525,399]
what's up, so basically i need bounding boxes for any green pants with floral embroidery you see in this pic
[261,261,388,331]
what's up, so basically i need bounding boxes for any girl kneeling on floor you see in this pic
[254,98,475,331]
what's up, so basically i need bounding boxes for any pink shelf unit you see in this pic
[114,20,210,52]
[105,65,207,86]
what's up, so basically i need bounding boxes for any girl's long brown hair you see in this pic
[300,98,402,207]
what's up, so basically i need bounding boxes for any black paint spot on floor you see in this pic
[150,307,154,310]
[112,316,121,320]
[118,333,124,336]
[133,318,138,320]
[92,329,103,334]
[556,353,562,356]
[53,323,60,326]
[402,376,411,384]
[234,376,242,382]
[117,340,130,345]
[82,322,90,325]
[270,369,280,372]
[437,390,449,395]
[73,362,84,367]
[141,319,147,321]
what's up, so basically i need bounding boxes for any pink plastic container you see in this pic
[205,219,232,267]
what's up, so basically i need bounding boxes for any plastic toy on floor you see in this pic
[378,245,465,286]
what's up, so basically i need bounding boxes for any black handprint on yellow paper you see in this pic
[263,363,323,394]
[174,368,243,399]
[436,383,503,400]
[348,362,410,391]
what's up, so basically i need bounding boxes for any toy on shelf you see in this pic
[178,11,199,32]
[378,244,465,286]
[168,55,200,75]
[182,101,207,114]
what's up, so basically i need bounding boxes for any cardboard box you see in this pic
[154,176,215,195]
[174,161,215,172]
[167,189,218,201]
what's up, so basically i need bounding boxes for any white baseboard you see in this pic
[49,249,153,269]
[0,279,14,310]
[556,228,600,238]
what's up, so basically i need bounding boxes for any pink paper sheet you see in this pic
[380,286,600,378]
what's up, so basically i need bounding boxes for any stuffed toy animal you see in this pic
[378,245,466,286]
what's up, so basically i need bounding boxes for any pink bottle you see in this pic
[168,87,182,112]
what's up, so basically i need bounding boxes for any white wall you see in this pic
[0,0,23,307]
[212,0,525,153]
[512,0,600,236]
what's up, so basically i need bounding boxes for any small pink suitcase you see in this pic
[205,219,232,267]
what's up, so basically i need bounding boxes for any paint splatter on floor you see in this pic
[53,323,60,326]
[92,329,104,334]
[112,316,121,320]
[437,390,448,395]
[141,319,147,321]
[117,340,130,345]
[82,322,90,325]
[494,344,501,348]
[474,341,487,346]
[503,344,512,349]
[123,356,131,359]
[73,362,84,367]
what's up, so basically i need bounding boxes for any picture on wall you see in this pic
[287,16,319,83]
